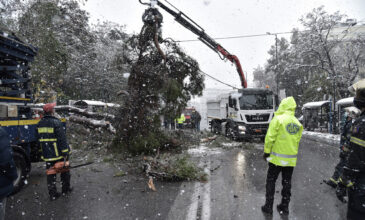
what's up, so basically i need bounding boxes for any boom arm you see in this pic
[144,0,247,88]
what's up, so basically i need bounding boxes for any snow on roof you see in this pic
[336,97,354,106]
[302,100,330,109]
[344,106,361,115]
[75,100,107,106]
[106,103,120,108]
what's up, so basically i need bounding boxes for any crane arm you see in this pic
[142,0,247,88]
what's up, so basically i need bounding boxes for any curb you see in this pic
[302,132,340,146]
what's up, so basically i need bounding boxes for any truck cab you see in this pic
[226,88,276,140]
[208,88,277,141]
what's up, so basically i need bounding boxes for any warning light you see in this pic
[265,85,270,89]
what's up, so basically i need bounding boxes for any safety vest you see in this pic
[177,114,185,124]
[264,97,303,167]
[37,115,70,162]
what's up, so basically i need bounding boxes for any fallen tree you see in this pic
[31,105,116,134]
[112,10,204,154]
[68,115,116,134]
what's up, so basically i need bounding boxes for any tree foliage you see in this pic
[1,0,131,103]
[253,6,365,107]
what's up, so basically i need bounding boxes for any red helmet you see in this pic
[43,103,56,113]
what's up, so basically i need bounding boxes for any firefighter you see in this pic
[36,103,72,201]
[325,109,359,188]
[261,97,303,215]
[0,127,18,220]
[336,81,365,219]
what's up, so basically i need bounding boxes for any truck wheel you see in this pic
[211,122,220,134]
[226,126,236,140]
[12,152,28,194]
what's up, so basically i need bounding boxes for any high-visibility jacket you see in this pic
[36,115,70,162]
[264,97,303,167]
[177,114,185,124]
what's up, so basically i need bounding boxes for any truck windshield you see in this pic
[239,94,273,110]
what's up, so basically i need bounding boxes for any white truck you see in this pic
[207,88,278,140]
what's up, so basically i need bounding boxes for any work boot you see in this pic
[261,204,273,215]
[62,187,73,196]
[324,178,338,189]
[277,203,289,215]
[50,192,61,201]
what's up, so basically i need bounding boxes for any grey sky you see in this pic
[82,0,365,89]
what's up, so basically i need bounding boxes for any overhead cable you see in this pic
[200,70,239,90]
[175,31,295,42]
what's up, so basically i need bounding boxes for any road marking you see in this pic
[201,162,211,220]
[186,181,201,220]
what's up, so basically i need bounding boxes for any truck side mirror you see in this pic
[233,99,238,111]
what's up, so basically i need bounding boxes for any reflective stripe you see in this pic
[330,177,338,184]
[37,127,54,134]
[271,152,297,158]
[62,149,69,153]
[339,178,354,187]
[39,138,57,142]
[350,137,365,147]
[41,155,64,161]
[53,143,59,157]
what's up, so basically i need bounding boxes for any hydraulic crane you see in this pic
[139,0,247,88]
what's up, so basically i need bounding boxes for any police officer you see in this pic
[261,97,303,215]
[36,103,72,201]
[336,80,365,219]
[176,113,185,129]
[325,109,359,188]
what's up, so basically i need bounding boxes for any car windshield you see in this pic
[239,94,273,110]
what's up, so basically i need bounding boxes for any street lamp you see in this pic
[267,32,279,95]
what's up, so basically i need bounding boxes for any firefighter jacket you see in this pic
[340,111,365,212]
[264,97,303,167]
[0,127,18,199]
[340,119,353,146]
[36,115,70,162]
[339,119,353,158]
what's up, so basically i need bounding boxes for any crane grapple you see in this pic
[140,0,247,88]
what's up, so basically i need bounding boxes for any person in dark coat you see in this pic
[336,82,365,219]
[36,103,72,201]
[191,110,202,132]
[0,127,18,220]
[325,110,359,188]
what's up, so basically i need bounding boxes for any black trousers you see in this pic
[332,150,349,181]
[46,160,71,196]
[265,162,294,207]
[347,187,365,220]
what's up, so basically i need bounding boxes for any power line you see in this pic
[175,31,295,42]
[200,70,239,89]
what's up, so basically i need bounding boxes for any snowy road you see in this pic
[5,136,347,220]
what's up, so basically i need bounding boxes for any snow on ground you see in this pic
[187,144,223,156]
[221,142,242,147]
[302,130,340,145]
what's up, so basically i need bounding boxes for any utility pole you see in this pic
[267,32,279,95]
[332,74,337,133]
[275,34,279,96]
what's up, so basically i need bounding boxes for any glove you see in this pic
[336,183,347,203]
[263,153,270,161]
